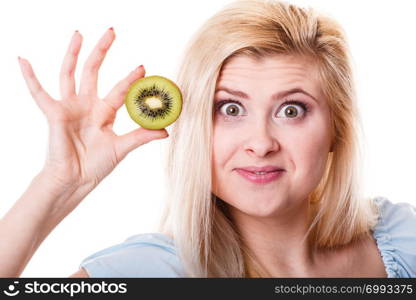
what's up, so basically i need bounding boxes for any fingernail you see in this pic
[136,65,145,72]
[109,27,114,31]
[17,56,21,61]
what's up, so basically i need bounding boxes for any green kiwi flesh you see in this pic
[125,75,182,130]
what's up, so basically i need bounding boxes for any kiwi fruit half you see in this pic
[125,75,182,129]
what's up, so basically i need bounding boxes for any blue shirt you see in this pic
[79,197,416,277]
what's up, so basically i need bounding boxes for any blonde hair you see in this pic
[158,0,379,277]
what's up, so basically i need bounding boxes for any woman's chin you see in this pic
[228,196,294,219]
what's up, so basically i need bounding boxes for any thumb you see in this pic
[115,127,168,160]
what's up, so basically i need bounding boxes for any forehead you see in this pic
[216,54,321,93]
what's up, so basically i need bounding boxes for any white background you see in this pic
[0,0,415,277]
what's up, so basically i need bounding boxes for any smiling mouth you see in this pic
[235,169,285,184]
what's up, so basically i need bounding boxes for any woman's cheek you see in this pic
[214,127,235,157]
[293,129,331,184]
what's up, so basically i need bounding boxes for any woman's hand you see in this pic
[0,29,168,277]
[18,28,168,191]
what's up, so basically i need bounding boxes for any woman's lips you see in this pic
[235,169,285,184]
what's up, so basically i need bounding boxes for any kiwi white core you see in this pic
[145,97,163,109]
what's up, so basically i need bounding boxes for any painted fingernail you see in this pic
[136,65,145,72]
[109,27,114,31]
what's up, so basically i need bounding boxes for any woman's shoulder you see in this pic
[372,196,416,278]
[80,232,186,278]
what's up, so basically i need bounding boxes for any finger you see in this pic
[18,57,55,114]
[60,30,83,99]
[104,65,145,111]
[115,128,168,161]
[79,28,115,97]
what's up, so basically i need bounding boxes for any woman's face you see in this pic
[212,54,332,219]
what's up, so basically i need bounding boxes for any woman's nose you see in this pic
[244,122,280,157]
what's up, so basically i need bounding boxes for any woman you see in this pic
[1,0,415,278]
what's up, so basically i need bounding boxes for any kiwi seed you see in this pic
[125,75,182,130]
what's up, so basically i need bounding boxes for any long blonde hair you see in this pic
[158,0,379,277]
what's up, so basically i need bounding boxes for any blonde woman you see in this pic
[1,0,415,278]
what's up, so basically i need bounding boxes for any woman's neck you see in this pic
[230,202,318,276]
[233,207,386,277]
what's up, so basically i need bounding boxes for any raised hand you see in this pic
[18,28,168,191]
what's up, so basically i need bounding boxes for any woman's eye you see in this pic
[220,102,244,116]
[215,100,308,120]
[276,103,306,119]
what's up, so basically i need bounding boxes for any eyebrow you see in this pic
[215,86,318,103]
